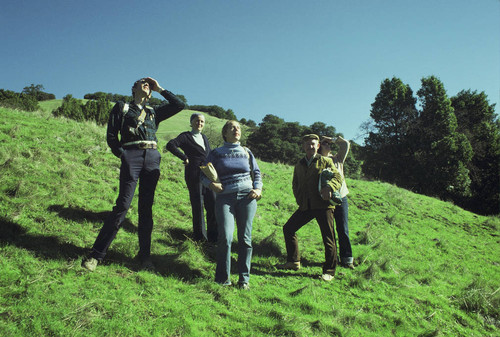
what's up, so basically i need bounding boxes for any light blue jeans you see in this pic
[333,196,353,264]
[214,189,257,285]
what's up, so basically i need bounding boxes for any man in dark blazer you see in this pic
[167,113,217,242]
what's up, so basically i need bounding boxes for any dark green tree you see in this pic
[414,76,472,200]
[247,114,286,162]
[362,77,418,186]
[22,84,55,101]
[307,122,336,138]
[247,114,309,164]
[451,90,499,214]
[22,84,44,99]
[246,119,257,128]
[225,109,237,120]
[281,121,306,164]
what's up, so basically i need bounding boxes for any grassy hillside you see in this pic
[0,106,499,336]
[38,99,244,147]
[38,99,63,113]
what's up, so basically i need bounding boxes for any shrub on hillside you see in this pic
[0,89,39,111]
[53,95,84,121]
[53,94,112,125]
[83,97,112,125]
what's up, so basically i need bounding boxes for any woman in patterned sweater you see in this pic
[201,120,262,289]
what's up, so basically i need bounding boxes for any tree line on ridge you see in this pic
[1,76,498,215]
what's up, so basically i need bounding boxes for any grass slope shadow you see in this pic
[0,216,90,261]
[48,204,137,233]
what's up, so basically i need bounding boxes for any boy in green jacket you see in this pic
[276,134,342,281]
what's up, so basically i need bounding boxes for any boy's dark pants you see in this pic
[283,208,337,275]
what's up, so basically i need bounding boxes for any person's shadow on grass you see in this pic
[1,215,91,260]
[1,212,208,280]
[48,204,136,233]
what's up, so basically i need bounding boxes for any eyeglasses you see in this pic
[321,142,331,146]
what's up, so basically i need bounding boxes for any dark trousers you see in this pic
[187,177,217,242]
[91,148,161,260]
[333,197,353,263]
[283,208,337,275]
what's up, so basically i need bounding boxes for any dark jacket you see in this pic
[167,131,212,184]
[107,90,185,158]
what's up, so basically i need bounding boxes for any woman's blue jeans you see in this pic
[214,190,257,285]
[333,196,353,264]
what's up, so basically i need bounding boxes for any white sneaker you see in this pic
[82,257,98,271]
[321,274,334,282]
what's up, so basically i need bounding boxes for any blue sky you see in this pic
[1,0,498,142]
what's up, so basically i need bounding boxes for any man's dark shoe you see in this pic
[139,257,155,272]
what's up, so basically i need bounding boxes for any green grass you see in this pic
[38,99,63,113]
[0,106,499,336]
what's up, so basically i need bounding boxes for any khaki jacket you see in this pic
[292,154,343,210]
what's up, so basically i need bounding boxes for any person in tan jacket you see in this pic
[276,134,343,281]
[319,135,354,269]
